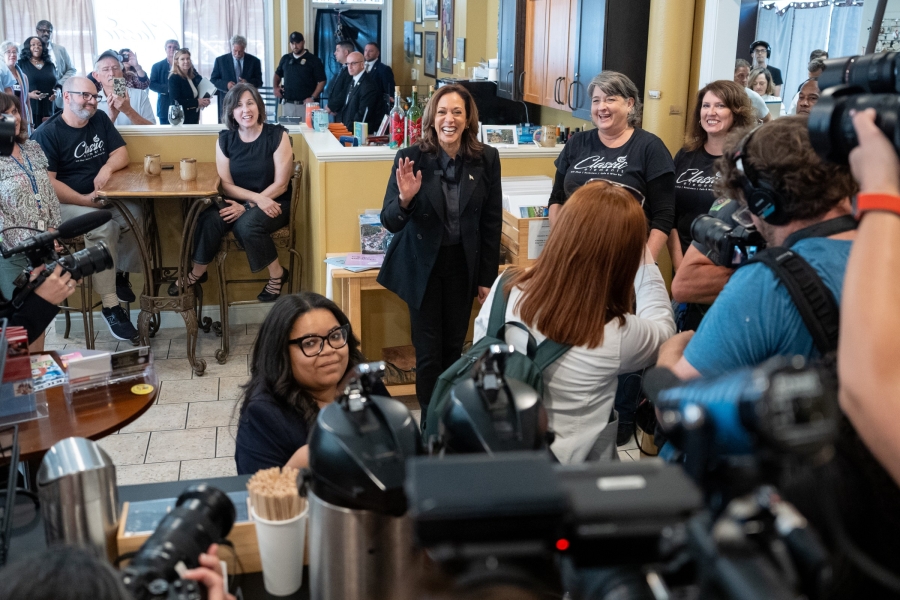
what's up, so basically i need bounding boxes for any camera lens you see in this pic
[819,53,900,95]
[691,214,733,251]
[55,242,114,279]
[809,88,900,164]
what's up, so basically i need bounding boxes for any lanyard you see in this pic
[9,145,41,208]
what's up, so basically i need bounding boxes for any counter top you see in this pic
[116,123,305,136]
[299,125,565,163]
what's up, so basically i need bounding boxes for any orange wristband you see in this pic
[855,193,900,219]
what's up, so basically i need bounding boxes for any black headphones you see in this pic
[731,127,790,226]
[750,40,772,58]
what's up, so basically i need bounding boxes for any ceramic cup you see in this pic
[143,154,161,176]
[180,158,197,181]
[532,125,557,148]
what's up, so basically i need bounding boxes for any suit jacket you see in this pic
[324,66,351,117]
[377,144,503,310]
[150,58,174,119]
[210,52,263,114]
[341,72,384,131]
[367,58,395,111]
[48,42,75,110]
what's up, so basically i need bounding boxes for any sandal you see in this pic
[167,270,208,296]
[257,268,290,302]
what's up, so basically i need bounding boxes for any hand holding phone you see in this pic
[112,77,127,98]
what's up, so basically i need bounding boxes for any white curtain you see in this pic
[829,4,865,58]
[782,5,830,100]
[1,0,97,77]
[755,5,795,92]
[182,0,267,83]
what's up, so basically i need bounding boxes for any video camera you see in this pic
[0,114,14,157]
[690,210,765,268]
[809,52,900,163]
[121,484,236,600]
[0,211,114,308]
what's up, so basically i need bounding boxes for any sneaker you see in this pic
[116,272,135,303]
[102,306,138,341]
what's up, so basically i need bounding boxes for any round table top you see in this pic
[4,376,158,464]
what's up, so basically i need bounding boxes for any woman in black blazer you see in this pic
[167,49,210,124]
[378,83,503,424]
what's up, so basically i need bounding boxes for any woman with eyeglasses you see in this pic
[668,81,754,332]
[474,182,675,463]
[17,37,57,129]
[548,71,675,261]
[167,49,210,124]
[235,292,388,474]
[1,41,33,133]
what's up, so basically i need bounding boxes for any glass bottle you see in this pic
[389,86,406,149]
[406,89,423,146]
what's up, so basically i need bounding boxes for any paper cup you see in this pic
[251,503,309,596]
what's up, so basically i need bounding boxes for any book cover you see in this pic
[354,121,368,144]
[344,253,384,268]
[519,206,550,218]
[359,212,394,254]
[32,354,67,392]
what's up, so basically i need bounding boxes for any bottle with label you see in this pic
[389,86,406,149]
[406,89,423,146]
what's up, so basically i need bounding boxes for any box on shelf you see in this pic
[500,210,550,267]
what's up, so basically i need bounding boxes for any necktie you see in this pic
[235,59,242,81]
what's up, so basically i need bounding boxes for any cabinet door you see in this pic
[542,0,572,109]
[572,0,608,120]
[497,0,524,100]
[523,0,549,105]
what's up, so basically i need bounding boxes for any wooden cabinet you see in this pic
[523,0,549,104]
[497,0,526,100]
[525,0,577,111]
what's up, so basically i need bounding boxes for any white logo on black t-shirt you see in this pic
[676,169,719,190]
[74,135,106,161]
[572,155,628,176]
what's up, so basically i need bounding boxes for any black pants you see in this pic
[408,244,472,416]
[192,201,289,272]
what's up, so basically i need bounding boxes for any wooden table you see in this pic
[1,376,158,465]
[97,163,221,375]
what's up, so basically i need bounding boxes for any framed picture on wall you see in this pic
[456,37,465,62]
[424,31,438,79]
[416,0,423,24]
[424,0,438,20]
[439,0,454,73]
[482,125,518,146]
[415,32,423,58]
[404,21,415,64]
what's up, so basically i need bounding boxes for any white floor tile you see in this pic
[146,428,216,463]
[117,461,181,485]
[216,426,237,458]
[97,432,150,466]
[186,400,238,429]
[180,457,237,481]
[120,403,188,433]
[158,377,219,404]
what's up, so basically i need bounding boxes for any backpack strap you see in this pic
[486,271,514,337]
[533,338,571,370]
[743,247,840,355]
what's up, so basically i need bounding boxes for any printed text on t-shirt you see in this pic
[572,155,628,175]
[676,168,718,190]
[73,135,106,163]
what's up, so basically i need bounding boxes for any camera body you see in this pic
[690,212,765,268]
[0,113,15,157]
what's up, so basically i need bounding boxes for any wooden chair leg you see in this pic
[63,298,71,339]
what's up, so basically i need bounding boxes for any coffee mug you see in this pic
[180,158,197,181]
[143,154,161,176]
[532,126,557,148]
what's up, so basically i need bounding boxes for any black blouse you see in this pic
[218,123,292,204]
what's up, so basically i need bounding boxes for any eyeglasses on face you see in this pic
[289,323,351,357]
[585,178,646,207]
[71,91,102,102]
[37,27,53,34]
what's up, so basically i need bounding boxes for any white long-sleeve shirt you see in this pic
[473,263,676,463]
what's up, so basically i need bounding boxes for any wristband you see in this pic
[854,193,900,219]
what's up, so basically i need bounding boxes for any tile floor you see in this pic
[43,323,643,487]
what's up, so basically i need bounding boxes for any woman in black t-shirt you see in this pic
[17,37,56,129]
[549,71,674,260]
[170,84,293,302]
[668,80,754,269]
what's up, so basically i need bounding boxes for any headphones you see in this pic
[750,40,772,59]
[731,127,790,225]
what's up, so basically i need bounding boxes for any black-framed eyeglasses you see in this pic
[37,27,53,34]
[289,324,350,357]
[71,91,101,102]
[586,178,645,207]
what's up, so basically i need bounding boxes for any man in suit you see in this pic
[340,52,384,132]
[324,41,354,119]
[210,35,263,120]
[364,42,395,114]
[35,20,75,112]
[150,39,180,124]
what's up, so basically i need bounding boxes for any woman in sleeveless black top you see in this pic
[170,83,292,302]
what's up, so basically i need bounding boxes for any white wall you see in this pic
[699,0,743,87]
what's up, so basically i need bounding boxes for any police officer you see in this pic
[273,32,326,118]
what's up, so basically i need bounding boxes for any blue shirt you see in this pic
[684,237,851,377]
[0,66,15,90]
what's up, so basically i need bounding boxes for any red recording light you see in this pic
[555,538,570,551]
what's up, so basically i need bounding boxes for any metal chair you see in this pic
[211,162,304,363]
[58,236,102,349]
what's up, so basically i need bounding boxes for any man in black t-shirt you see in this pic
[750,41,783,97]
[273,32,326,118]
[31,76,142,342]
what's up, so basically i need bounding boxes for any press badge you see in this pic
[301,58,306,65]
[37,219,45,230]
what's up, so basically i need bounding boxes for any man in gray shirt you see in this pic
[35,20,76,111]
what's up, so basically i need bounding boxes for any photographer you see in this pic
[840,108,900,488]
[2,263,75,345]
[658,116,857,379]
[0,543,235,600]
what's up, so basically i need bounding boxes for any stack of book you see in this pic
[0,326,37,421]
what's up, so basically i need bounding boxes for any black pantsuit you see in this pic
[378,144,503,418]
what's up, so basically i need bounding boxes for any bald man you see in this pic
[340,51,384,132]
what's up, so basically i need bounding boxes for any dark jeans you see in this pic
[192,200,289,272]
[408,244,472,417]
[614,370,644,432]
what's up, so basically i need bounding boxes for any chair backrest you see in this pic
[258,86,279,123]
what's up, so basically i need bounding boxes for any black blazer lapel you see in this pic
[458,162,483,216]
[417,152,446,224]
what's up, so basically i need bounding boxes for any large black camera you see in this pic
[809,52,900,163]
[690,212,765,268]
[0,113,14,157]
[121,484,236,600]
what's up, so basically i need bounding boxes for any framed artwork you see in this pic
[424,0,438,20]
[424,31,438,79]
[404,21,415,64]
[414,32,423,58]
[456,38,465,62]
[439,0,454,73]
[482,125,518,146]
[416,0,423,23]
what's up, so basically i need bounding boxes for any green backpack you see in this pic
[423,272,571,437]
